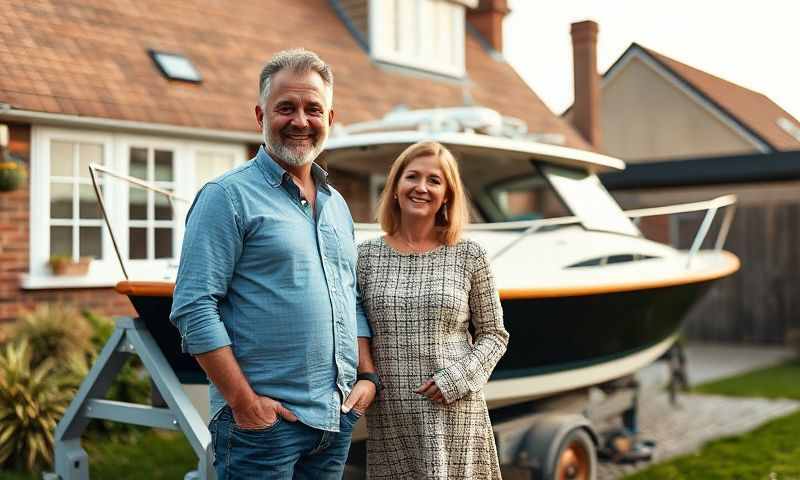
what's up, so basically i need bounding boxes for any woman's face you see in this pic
[395,154,448,223]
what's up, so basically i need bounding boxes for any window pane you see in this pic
[155,228,173,259]
[51,141,74,177]
[130,148,148,180]
[78,143,103,179]
[50,183,73,219]
[154,192,173,220]
[129,227,147,259]
[196,151,234,189]
[154,150,173,181]
[50,226,73,257]
[79,185,102,219]
[129,188,148,220]
[79,226,102,258]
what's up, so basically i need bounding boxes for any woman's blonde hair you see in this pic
[376,141,469,245]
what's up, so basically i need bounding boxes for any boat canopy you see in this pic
[323,130,625,175]
[324,107,625,173]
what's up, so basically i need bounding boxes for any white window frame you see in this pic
[114,135,186,280]
[24,126,247,289]
[369,0,466,78]
[29,128,117,283]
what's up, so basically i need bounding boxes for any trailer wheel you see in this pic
[553,428,595,480]
[520,414,598,480]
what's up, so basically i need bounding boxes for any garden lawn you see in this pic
[0,429,196,480]
[692,359,800,399]
[625,358,800,480]
[624,410,800,480]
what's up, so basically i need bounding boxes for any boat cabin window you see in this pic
[567,253,657,268]
[485,174,569,222]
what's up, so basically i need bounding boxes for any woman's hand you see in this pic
[415,378,445,403]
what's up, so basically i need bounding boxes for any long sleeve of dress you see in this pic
[434,245,509,404]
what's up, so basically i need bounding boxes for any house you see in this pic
[0,0,589,323]
[566,21,800,161]
[566,20,800,344]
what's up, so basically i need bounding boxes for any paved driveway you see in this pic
[598,342,799,479]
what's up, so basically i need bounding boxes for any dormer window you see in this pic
[368,0,470,78]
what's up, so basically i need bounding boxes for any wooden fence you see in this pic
[677,203,800,344]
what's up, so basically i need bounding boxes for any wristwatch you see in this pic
[357,372,384,393]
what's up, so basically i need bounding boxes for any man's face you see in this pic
[256,69,334,167]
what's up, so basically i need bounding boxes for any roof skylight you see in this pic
[149,50,202,83]
[777,117,800,142]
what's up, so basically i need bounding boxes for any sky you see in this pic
[502,0,800,120]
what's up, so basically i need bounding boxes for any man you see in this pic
[170,49,379,479]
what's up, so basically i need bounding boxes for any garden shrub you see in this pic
[12,304,93,368]
[0,340,76,472]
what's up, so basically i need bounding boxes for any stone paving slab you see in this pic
[597,393,800,480]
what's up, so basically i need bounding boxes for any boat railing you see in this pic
[399,194,737,267]
[88,163,190,280]
[623,194,737,268]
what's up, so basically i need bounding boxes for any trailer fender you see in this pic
[517,414,598,480]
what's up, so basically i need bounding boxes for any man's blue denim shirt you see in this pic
[170,146,371,432]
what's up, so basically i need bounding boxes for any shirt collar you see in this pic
[256,145,330,193]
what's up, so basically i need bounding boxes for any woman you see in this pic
[357,141,509,479]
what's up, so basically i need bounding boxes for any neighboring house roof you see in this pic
[601,43,800,151]
[0,0,589,149]
[601,150,800,190]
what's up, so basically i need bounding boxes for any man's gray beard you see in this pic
[263,123,325,167]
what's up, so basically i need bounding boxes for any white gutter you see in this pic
[0,105,263,144]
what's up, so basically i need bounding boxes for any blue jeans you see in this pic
[208,405,360,479]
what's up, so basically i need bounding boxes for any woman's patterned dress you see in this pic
[357,237,509,479]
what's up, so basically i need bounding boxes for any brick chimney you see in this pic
[570,20,602,149]
[467,0,510,52]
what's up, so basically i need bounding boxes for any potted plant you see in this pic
[48,256,92,276]
[0,159,25,192]
[0,125,25,192]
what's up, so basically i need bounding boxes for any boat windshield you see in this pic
[539,164,640,236]
[484,163,640,236]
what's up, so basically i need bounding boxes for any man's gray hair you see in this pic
[258,48,334,108]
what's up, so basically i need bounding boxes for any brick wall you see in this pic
[0,123,135,324]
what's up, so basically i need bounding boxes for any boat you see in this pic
[322,107,740,409]
[92,106,739,412]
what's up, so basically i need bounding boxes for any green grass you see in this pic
[625,358,800,480]
[691,359,800,400]
[0,429,197,480]
[624,410,800,480]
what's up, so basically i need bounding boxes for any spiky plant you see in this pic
[13,304,93,368]
[0,340,74,471]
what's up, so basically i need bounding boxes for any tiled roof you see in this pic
[0,0,589,149]
[638,44,800,151]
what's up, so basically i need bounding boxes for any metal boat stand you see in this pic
[44,317,213,480]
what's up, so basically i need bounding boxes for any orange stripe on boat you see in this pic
[499,251,740,300]
[115,281,174,297]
